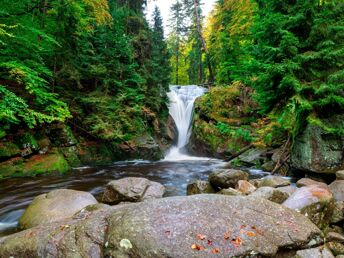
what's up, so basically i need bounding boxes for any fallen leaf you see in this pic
[240,225,247,229]
[232,237,242,246]
[207,240,213,246]
[246,231,255,237]
[211,248,220,254]
[191,244,204,251]
[197,234,206,240]
[224,232,231,240]
[165,230,171,235]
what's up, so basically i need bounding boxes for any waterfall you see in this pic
[164,85,206,161]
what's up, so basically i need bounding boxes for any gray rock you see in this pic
[187,180,216,195]
[283,185,334,228]
[297,178,329,188]
[326,232,344,243]
[262,161,275,172]
[19,189,98,229]
[277,185,297,197]
[0,195,323,258]
[290,115,344,174]
[329,180,344,202]
[295,246,334,258]
[217,188,244,196]
[331,201,344,223]
[209,169,249,189]
[250,186,289,204]
[257,175,291,188]
[236,148,266,165]
[336,171,344,180]
[102,177,165,204]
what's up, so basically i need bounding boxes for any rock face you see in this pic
[250,187,289,204]
[209,169,249,189]
[283,185,334,228]
[102,177,165,204]
[187,180,216,195]
[291,116,344,174]
[19,189,98,229]
[0,195,322,258]
[329,180,344,201]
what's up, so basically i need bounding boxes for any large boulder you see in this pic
[102,177,165,204]
[19,189,98,229]
[283,185,334,228]
[250,186,289,204]
[329,180,344,202]
[187,180,216,195]
[336,170,344,180]
[209,169,249,189]
[0,195,323,258]
[291,116,344,174]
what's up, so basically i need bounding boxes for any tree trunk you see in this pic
[193,0,214,85]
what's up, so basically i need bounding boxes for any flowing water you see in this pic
[0,85,270,237]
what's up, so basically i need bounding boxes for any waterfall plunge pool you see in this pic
[0,85,272,237]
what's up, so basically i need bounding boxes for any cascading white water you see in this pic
[164,85,207,161]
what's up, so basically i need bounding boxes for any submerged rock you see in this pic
[187,180,216,195]
[0,195,323,258]
[250,186,289,204]
[283,185,334,228]
[102,177,165,204]
[19,189,98,229]
[209,169,249,189]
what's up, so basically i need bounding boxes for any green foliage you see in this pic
[0,0,170,141]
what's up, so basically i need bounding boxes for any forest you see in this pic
[0,0,344,257]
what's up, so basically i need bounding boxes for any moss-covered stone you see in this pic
[0,153,70,179]
[291,115,344,174]
[15,133,39,151]
[48,124,78,147]
[23,153,70,175]
[77,142,114,165]
[0,142,21,159]
[59,146,82,167]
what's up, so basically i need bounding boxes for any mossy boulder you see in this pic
[0,153,70,179]
[59,146,82,167]
[0,142,21,159]
[77,142,114,165]
[291,115,344,174]
[187,180,216,195]
[209,169,249,189]
[19,189,98,229]
[48,124,77,147]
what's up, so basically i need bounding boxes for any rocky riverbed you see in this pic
[1,169,343,257]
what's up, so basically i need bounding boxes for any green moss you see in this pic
[23,154,70,175]
[15,133,39,150]
[0,142,21,158]
[0,154,71,179]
